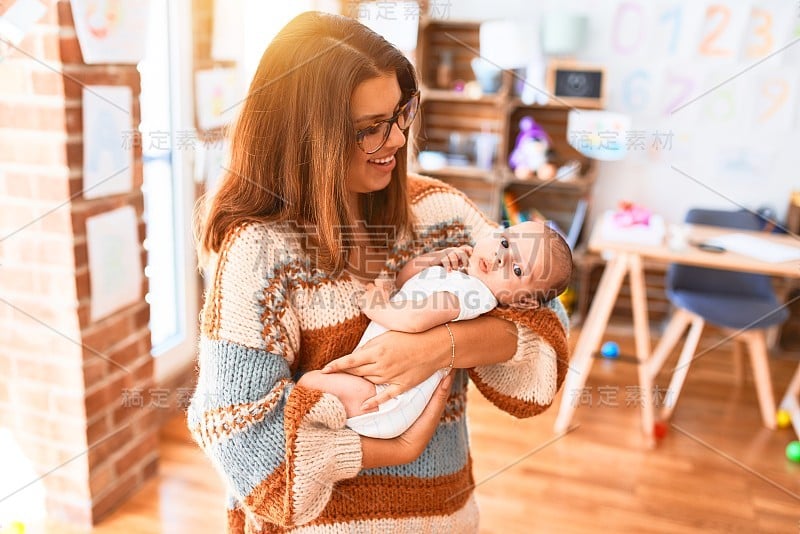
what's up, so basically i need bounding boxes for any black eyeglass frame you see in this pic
[355,91,420,155]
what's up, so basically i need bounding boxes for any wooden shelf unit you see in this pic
[411,17,597,235]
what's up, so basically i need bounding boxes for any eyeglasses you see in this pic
[355,91,419,154]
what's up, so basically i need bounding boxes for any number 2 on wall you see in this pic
[699,5,732,57]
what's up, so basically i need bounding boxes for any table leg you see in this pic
[554,253,629,433]
[628,254,654,439]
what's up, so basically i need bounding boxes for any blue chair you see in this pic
[650,208,789,428]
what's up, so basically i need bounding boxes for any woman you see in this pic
[189,11,569,533]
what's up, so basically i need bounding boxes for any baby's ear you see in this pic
[509,296,541,311]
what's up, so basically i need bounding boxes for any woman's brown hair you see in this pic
[197,11,418,272]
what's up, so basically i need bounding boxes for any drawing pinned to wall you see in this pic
[195,68,243,131]
[86,206,143,321]
[697,71,746,128]
[567,110,631,161]
[744,72,799,132]
[70,0,150,64]
[741,0,794,62]
[649,1,707,58]
[713,145,776,186]
[608,64,662,117]
[211,0,244,61]
[82,86,133,199]
[696,3,749,61]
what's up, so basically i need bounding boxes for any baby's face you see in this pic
[467,221,551,304]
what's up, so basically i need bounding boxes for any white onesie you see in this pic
[346,266,497,438]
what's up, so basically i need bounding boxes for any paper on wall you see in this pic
[195,68,243,131]
[82,85,133,198]
[70,0,150,64]
[86,206,144,321]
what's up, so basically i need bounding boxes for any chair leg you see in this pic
[742,330,777,429]
[648,308,692,379]
[731,340,745,386]
[660,315,705,421]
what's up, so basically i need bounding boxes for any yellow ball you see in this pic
[0,521,25,534]
[776,409,792,429]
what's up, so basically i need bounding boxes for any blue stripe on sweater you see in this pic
[188,338,292,497]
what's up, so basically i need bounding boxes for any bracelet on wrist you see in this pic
[443,322,455,375]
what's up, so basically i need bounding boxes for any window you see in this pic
[139,0,198,381]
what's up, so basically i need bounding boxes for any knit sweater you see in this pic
[188,174,570,533]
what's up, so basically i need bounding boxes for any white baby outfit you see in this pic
[346,266,498,438]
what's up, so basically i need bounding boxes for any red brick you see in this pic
[0,266,38,293]
[86,414,110,443]
[13,358,84,389]
[87,423,134,468]
[142,455,158,480]
[82,313,133,354]
[82,356,110,385]
[133,304,150,330]
[65,106,82,133]
[44,472,90,498]
[109,333,145,368]
[51,389,87,418]
[0,62,32,95]
[65,138,82,168]
[34,173,73,202]
[40,204,73,233]
[57,0,76,29]
[91,471,139,522]
[59,35,84,64]
[8,381,52,412]
[114,432,158,476]
[89,463,115,496]
[31,69,65,96]
[75,268,90,300]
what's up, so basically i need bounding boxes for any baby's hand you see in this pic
[439,245,472,271]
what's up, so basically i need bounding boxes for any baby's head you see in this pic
[467,221,573,307]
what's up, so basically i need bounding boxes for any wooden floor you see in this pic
[65,329,800,533]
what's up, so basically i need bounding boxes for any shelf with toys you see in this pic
[411,17,597,241]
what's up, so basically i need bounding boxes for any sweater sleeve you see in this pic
[187,224,362,528]
[408,174,571,417]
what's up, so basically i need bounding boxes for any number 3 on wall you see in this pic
[745,8,774,58]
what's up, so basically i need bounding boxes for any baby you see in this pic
[298,220,573,438]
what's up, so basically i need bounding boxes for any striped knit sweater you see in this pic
[188,174,570,533]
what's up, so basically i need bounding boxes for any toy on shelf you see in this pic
[599,201,665,246]
[508,116,557,180]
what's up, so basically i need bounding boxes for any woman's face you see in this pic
[346,74,408,195]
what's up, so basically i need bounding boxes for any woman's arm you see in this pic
[323,315,517,408]
[187,225,361,528]
[187,224,445,528]
[405,175,572,416]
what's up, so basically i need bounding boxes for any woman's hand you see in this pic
[360,373,453,469]
[322,328,450,411]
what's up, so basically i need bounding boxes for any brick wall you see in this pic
[0,0,156,528]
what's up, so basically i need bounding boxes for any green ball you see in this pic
[787,441,800,463]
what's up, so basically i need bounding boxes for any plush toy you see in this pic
[508,116,555,180]
[613,201,652,227]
